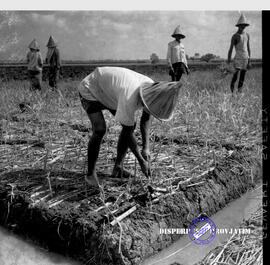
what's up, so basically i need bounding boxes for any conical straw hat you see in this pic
[236,13,249,27]
[46,36,57,47]
[28,39,40,50]
[139,81,182,121]
[171,25,185,38]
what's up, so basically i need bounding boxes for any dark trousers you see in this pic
[169,62,186,81]
[48,67,59,89]
[28,70,42,90]
[230,69,247,93]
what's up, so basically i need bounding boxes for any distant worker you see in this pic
[45,36,61,90]
[227,13,251,93]
[78,67,182,191]
[167,25,190,82]
[26,39,43,90]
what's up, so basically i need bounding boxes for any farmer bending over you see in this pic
[227,13,251,93]
[78,67,182,188]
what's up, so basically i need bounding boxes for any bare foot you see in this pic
[85,173,100,188]
[111,165,132,179]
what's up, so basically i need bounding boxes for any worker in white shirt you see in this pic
[167,25,190,81]
[78,67,182,190]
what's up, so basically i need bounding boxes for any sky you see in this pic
[0,10,262,61]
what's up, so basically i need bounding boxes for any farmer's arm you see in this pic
[140,109,152,161]
[183,49,190,74]
[38,53,43,68]
[167,43,173,70]
[120,125,149,177]
[55,48,61,69]
[247,33,251,58]
[227,35,235,63]
[247,33,251,61]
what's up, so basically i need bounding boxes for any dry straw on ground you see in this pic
[0,68,262,214]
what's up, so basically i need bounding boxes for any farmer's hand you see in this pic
[169,67,174,76]
[186,67,190,75]
[141,149,151,162]
[140,159,151,178]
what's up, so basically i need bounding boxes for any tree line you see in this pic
[150,52,223,64]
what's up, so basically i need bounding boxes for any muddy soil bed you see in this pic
[0,139,261,265]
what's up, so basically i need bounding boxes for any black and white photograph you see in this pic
[0,1,268,265]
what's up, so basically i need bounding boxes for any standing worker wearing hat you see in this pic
[26,39,43,90]
[78,67,182,189]
[45,36,61,90]
[227,13,251,93]
[167,25,190,82]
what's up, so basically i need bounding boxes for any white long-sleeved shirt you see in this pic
[167,40,188,67]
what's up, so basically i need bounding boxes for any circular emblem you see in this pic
[188,215,216,245]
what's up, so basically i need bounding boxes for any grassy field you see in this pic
[0,67,262,145]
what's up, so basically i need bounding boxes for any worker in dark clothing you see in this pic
[45,36,61,89]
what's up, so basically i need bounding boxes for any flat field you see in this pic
[0,68,262,170]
